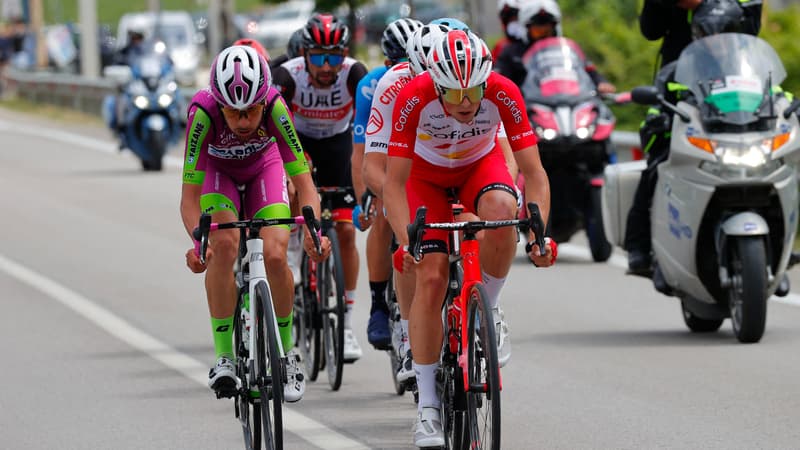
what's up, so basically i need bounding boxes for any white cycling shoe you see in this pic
[493,307,511,368]
[413,407,444,448]
[283,349,306,402]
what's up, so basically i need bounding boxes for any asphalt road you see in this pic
[2,108,800,449]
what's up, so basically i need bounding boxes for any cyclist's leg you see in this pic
[200,163,242,393]
[366,199,393,349]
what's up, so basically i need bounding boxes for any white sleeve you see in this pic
[496,122,507,139]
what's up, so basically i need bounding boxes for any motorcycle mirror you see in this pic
[630,86,660,105]
[783,98,800,119]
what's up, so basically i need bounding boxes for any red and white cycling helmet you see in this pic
[209,45,270,110]
[426,30,492,89]
[405,23,450,75]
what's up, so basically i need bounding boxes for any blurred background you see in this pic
[2,0,800,132]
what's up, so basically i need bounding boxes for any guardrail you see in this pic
[1,68,642,156]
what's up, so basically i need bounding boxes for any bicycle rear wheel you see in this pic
[234,291,262,450]
[254,281,284,449]
[319,227,345,391]
[294,251,321,381]
[464,283,501,450]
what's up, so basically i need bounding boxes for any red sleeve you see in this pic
[388,74,428,159]
[486,72,538,151]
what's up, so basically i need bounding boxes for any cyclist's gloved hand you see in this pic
[526,237,557,267]
[186,242,209,273]
[393,245,415,274]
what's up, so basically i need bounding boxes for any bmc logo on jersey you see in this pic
[419,126,495,140]
[365,107,384,135]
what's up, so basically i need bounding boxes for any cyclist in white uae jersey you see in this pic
[271,13,369,361]
[384,30,556,448]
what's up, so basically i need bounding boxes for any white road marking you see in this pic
[0,253,367,449]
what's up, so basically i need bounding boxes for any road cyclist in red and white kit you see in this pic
[384,30,557,447]
[271,13,369,362]
[179,45,331,402]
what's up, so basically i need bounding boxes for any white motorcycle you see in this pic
[603,33,800,343]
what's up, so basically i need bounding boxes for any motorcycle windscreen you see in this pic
[521,37,595,102]
[674,33,786,124]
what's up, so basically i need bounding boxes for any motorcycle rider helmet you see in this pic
[232,38,270,61]
[381,18,423,62]
[430,17,470,31]
[302,13,350,50]
[498,0,523,24]
[518,0,562,43]
[406,23,450,75]
[427,30,492,90]
[691,0,744,39]
[287,28,305,58]
[209,45,271,110]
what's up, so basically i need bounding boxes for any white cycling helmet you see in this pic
[518,0,563,39]
[209,45,270,110]
[405,23,450,75]
[381,18,424,62]
[426,30,492,89]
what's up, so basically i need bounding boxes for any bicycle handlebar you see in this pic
[192,208,322,265]
[406,202,547,261]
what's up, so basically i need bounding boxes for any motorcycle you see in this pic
[102,44,184,171]
[603,33,800,343]
[518,37,627,262]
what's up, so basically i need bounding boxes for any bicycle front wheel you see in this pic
[234,291,262,450]
[254,281,284,449]
[464,283,501,450]
[319,227,345,391]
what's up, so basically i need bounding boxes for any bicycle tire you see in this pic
[234,291,262,450]
[464,283,501,450]
[254,281,284,449]
[319,227,345,391]
[294,251,321,381]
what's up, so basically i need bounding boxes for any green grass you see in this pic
[44,0,266,28]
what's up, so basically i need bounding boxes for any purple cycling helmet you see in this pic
[209,45,270,110]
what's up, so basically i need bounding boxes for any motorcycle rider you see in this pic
[495,0,615,93]
[625,0,763,275]
[492,0,525,60]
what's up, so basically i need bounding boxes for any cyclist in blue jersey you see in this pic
[351,17,423,351]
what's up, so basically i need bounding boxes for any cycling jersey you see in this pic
[388,71,536,250]
[182,87,309,219]
[364,62,414,155]
[354,65,389,144]
[272,56,369,140]
[388,71,537,168]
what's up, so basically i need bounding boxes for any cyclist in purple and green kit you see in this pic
[179,45,330,402]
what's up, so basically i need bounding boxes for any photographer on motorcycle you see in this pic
[625,0,763,275]
[495,0,615,93]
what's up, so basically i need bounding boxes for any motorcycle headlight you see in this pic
[696,137,786,178]
[575,125,595,140]
[158,94,174,108]
[541,128,557,140]
[133,95,150,109]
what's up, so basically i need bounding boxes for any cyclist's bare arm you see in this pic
[498,137,519,181]
[291,171,332,261]
[514,144,554,265]
[351,142,368,202]
[384,155,413,247]
[363,152,388,199]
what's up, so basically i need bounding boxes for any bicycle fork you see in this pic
[243,238,286,386]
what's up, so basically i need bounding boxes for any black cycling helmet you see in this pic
[303,13,350,50]
[287,28,304,59]
[691,0,744,39]
[380,18,423,62]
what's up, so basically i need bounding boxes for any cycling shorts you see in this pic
[200,154,291,228]
[300,131,356,219]
[406,147,516,253]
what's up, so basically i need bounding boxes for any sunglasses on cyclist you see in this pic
[221,103,264,120]
[307,53,345,67]
[437,84,485,105]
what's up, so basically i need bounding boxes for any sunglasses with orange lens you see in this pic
[438,84,485,105]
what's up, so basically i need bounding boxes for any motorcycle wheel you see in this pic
[680,301,723,333]
[586,186,612,262]
[728,236,768,343]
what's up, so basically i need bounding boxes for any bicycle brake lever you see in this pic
[301,205,322,255]
[526,202,546,256]
[407,207,427,262]
[195,213,212,265]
